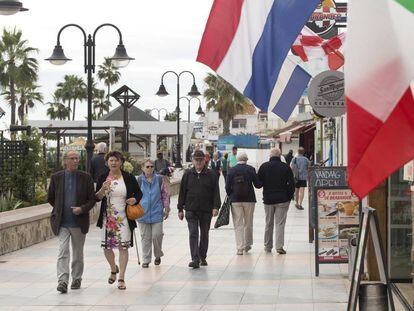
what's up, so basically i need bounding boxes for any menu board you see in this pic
[316,188,360,265]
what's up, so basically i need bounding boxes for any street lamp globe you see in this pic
[109,44,134,68]
[196,104,204,116]
[0,0,27,15]
[45,45,72,66]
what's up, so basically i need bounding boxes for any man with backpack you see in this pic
[258,148,295,255]
[225,152,262,255]
[290,147,311,210]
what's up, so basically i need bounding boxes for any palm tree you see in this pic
[46,92,70,121]
[92,89,111,119]
[203,73,251,135]
[97,57,121,105]
[56,75,86,120]
[0,28,39,125]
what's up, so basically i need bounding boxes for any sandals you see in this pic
[117,279,126,290]
[108,265,119,284]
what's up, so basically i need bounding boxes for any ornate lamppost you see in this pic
[46,23,134,172]
[156,71,201,168]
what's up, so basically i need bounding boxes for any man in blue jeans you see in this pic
[177,150,221,268]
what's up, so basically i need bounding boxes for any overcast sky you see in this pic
[0,0,216,131]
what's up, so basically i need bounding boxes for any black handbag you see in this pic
[214,195,231,228]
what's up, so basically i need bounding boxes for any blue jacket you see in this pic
[225,163,262,203]
[137,174,164,224]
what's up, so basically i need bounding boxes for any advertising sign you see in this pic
[315,187,360,276]
[307,0,347,38]
[308,70,345,118]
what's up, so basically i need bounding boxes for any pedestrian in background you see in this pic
[284,149,294,166]
[155,151,170,174]
[210,152,221,179]
[47,150,96,293]
[258,148,295,255]
[96,151,143,290]
[178,150,220,269]
[225,152,262,255]
[221,153,229,182]
[137,159,170,268]
[228,146,238,168]
[291,147,310,210]
[90,142,109,183]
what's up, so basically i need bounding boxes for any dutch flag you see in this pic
[197,0,320,121]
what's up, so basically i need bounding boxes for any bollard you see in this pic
[359,282,388,311]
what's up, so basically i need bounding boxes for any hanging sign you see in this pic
[307,0,347,38]
[308,70,345,118]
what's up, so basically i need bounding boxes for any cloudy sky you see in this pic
[0,0,216,131]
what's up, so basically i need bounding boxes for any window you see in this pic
[232,119,247,128]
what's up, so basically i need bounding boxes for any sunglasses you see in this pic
[146,166,154,168]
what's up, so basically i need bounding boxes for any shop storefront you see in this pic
[387,168,413,309]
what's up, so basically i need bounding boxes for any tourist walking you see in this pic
[210,152,221,179]
[228,146,238,168]
[225,152,262,255]
[96,151,143,290]
[178,150,220,269]
[154,151,170,174]
[291,147,311,210]
[47,150,96,293]
[221,153,229,182]
[258,148,295,254]
[136,159,170,268]
[284,149,294,166]
[90,142,109,183]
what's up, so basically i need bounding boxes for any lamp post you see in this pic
[179,96,203,122]
[156,71,201,168]
[46,23,134,173]
[150,108,168,121]
[0,0,27,15]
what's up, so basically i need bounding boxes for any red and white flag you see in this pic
[291,26,345,70]
[346,0,414,198]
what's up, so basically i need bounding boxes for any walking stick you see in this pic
[133,230,140,265]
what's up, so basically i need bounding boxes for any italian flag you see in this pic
[346,0,414,198]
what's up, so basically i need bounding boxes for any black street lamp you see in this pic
[150,108,168,121]
[156,71,201,168]
[46,23,134,173]
[180,96,203,122]
[0,1,27,15]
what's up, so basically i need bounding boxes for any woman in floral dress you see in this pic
[96,151,142,290]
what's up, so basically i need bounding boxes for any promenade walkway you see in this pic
[0,182,385,310]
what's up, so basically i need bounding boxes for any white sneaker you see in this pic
[237,250,244,255]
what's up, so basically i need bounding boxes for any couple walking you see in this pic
[48,150,169,293]
[225,148,295,255]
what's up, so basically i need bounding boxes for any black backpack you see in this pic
[232,171,249,200]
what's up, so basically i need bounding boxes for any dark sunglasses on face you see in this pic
[146,166,154,168]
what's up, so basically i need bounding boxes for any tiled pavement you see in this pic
[0,180,404,310]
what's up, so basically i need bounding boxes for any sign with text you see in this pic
[316,188,359,266]
[307,0,347,38]
[308,71,345,118]
[308,166,347,232]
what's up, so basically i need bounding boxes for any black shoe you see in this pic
[200,259,208,266]
[277,248,287,255]
[188,261,200,269]
[70,279,81,290]
[154,257,161,266]
[142,263,149,268]
[57,282,68,293]
[298,205,304,210]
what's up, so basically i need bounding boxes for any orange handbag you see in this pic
[126,203,145,220]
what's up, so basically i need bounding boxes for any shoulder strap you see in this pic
[157,174,163,189]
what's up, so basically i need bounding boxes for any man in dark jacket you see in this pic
[226,152,262,255]
[48,151,96,293]
[90,142,109,182]
[178,150,221,269]
[284,149,294,166]
[258,148,295,255]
